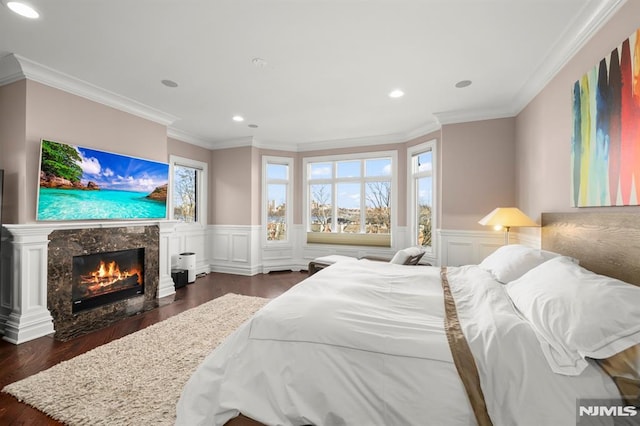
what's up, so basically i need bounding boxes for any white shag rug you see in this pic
[3,293,269,426]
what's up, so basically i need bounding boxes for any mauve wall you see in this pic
[440,117,516,229]
[255,128,513,231]
[210,146,254,225]
[22,81,167,224]
[0,79,168,224]
[0,80,27,224]
[516,1,640,220]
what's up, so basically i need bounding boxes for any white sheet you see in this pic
[176,260,619,426]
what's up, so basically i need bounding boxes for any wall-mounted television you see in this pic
[37,140,169,221]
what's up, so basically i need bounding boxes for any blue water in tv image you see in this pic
[37,140,169,221]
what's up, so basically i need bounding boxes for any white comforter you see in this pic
[176,260,619,426]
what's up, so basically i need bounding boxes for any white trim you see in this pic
[509,0,627,117]
[169,155,208,227]
[209,225,262,276]
[167,127,211,149]
[0,54,177,126]
[262,155,294,247]
[438,229,504,266]
[407,139,437,257]
[302,150,397,246]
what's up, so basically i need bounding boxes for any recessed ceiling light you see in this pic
[6,1,39,19]
[161,79,178,88]
[232,115,245,122]
[251,58,267,67]
[455,80,472,88]
[388,89,404,98]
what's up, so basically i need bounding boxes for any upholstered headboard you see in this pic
[541,212,640,287]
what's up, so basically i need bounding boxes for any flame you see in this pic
[81,260,142,294]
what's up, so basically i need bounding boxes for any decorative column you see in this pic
[1,225,55,344]
[157,221,179,298]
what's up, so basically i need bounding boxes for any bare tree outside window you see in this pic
[365,181,391,234]
[174,165,197,222]
[418,204,432,247]
[310,184,331,232]
[412,148,434,249]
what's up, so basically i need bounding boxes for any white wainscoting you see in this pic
[209,225,262,276]
[438,229,542,266]
[169,223,212,279]
[209,225,418,275]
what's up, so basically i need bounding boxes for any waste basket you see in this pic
[171,268,187,289]
[178,252,196,283]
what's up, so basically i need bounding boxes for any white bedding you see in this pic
[176,260,619,426]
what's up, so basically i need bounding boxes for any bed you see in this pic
[176,212,640,425]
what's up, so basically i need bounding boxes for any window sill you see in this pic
[306,232,390,247]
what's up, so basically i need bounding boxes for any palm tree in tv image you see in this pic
[40,140,84,188]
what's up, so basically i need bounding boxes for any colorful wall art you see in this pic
[571,29,640,207]
[37,139,169,221]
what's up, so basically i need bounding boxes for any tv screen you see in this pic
[37,140,169,221]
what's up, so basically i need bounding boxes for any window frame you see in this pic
[303,150,397,247]
[169,155,208,227]
[407,139,437,258]
[262,155,294,246]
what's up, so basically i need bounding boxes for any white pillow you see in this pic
[478,244,561,283]
[506,256,640,376]
[390,246,424,264]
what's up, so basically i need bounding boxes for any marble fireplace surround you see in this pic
[0,221,177,344]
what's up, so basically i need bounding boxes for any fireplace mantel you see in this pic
[0,220,178,344]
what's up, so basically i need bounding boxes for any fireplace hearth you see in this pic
[47,225,161,340]
[72,248,145,313]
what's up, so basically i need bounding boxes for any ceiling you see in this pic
[0,0,624,151]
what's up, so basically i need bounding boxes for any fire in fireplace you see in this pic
[72,248,145,313]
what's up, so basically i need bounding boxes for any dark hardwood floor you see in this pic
[0,270,307,425]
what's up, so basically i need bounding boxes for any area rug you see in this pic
[2,293,269,425]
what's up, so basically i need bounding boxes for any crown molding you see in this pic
[167,127,212,149]
[509,0,627,116]
[295,133,399,152]
[430,0,627,127]
[3,0,623,152]
[250,137,299,152]
[403,121,442,141]
[433,107,516,126]
[0,53,179,126]
[0,53,24,86]
[208,136,256,151]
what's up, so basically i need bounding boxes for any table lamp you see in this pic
[478,207,538,244]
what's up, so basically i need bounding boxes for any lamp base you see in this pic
[504,226,511,245]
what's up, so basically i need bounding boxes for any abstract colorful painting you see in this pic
[572,29,640,207]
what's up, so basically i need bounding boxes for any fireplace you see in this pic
[47,225,161,341]
[72,248,145,313]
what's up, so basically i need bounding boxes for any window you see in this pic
[304,152,395,247]
[408,140,436,254]
[170,155,207,225]
[263,156,293,243]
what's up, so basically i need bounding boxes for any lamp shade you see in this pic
[478,207,538,228]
